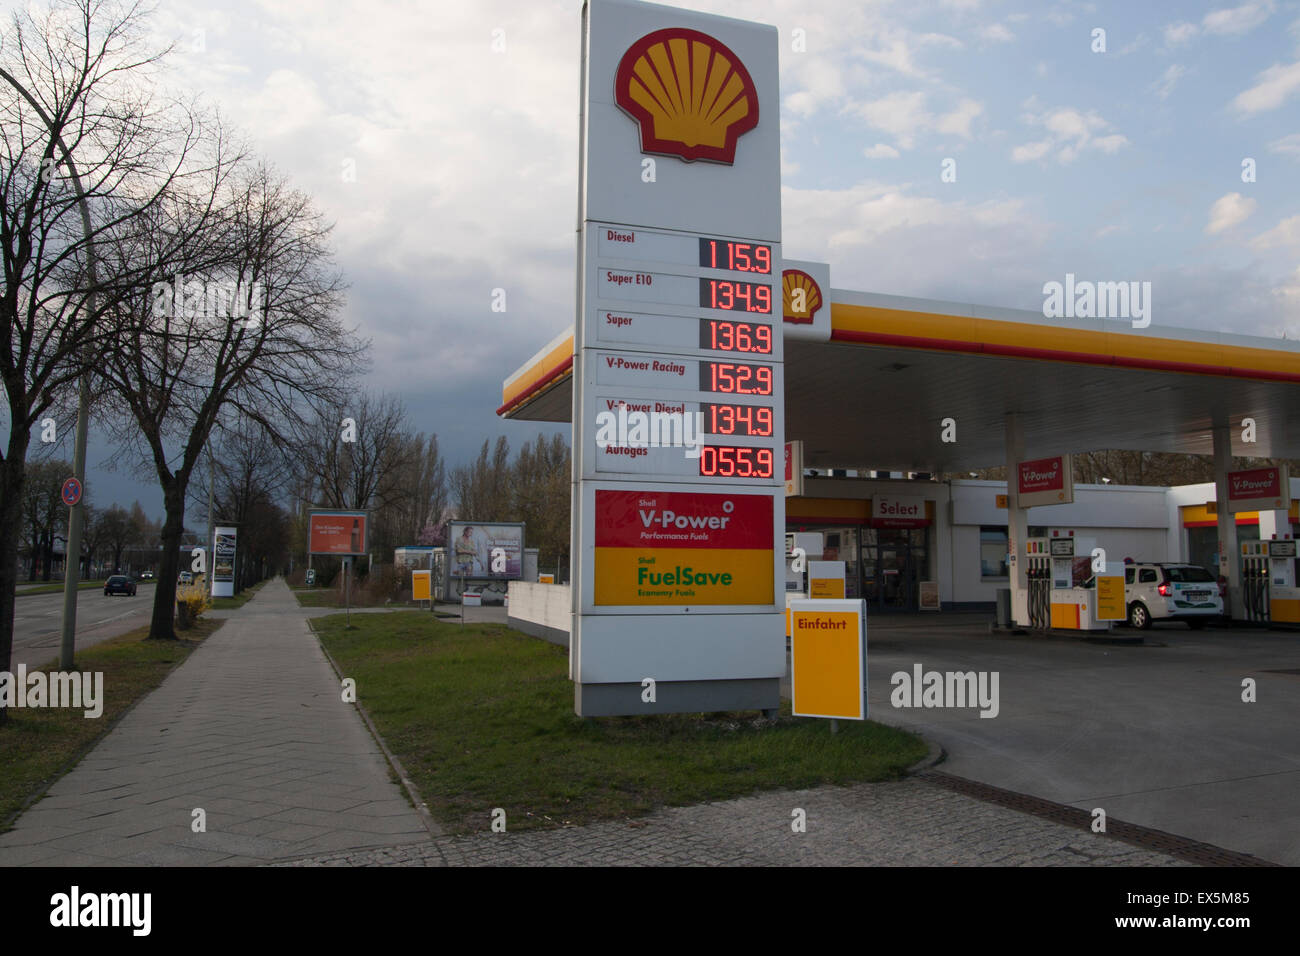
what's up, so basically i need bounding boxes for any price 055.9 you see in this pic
[699,445,775,479]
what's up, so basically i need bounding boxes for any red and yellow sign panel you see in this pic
[614,28,760,165]
[594,489,773,605]
[309,511,367,555]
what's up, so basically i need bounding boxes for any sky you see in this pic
[25,0,1300,525]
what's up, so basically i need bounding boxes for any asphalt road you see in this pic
[835,616,1300,866]
[9,583,158,670]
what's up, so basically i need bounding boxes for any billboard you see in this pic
[212,526,236,598]
[309,511,368,555]
[448,521,523,579]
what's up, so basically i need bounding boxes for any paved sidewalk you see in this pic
[0,579,428,866]
[275,777,1188,866]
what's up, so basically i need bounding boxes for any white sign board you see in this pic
[571,0,783,716]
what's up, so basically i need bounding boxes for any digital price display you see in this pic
[702,402,774,437]
[698,238,772,274]
[699,445,775,479]
[698,319,773,354]
[699,278,772,314]
[699,361,774,395]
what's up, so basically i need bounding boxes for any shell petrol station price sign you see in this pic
[570,0,784,716]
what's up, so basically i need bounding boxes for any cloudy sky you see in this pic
[57,0,1300,523]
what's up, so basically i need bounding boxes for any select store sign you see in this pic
[1227,465,1290,513]
[1016,454,1074,508]
[871,495,930,529]
[593,489,774,606]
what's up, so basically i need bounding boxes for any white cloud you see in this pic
[1268,133,1300,157]
[978,24,1014,43]
[1251,214,1300,248]
[1232,61,1300,113]
[1202,0,1275,36]
[848,91,982,149]
[1151,64,1185,100]
[1205,193,1257,234]
[864,143,901,159]
[1012,107,1128,164]
[1164,22,1198,45]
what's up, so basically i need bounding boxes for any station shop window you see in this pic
[979,527,1008,579]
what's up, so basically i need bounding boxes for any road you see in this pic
[828,616,1300,865]
[9,583,158,670]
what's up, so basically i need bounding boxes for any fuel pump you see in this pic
[1025,537,1051,629]
[1243,539,1299,625]
[1240,541,1270,623]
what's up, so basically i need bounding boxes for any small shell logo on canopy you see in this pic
[782,269,822,325]
[614,28,759,164]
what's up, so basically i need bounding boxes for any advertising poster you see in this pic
[1227,465,1290,513]
[592,489,774,606]
[308,511,368,555]
[212,526,236,598]
[448,522,523,579]
[1016,455,1074,508]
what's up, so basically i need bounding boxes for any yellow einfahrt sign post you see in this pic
[790,599,867,723]
[412,569,431,603]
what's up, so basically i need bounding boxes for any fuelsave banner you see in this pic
[593,489,774,605]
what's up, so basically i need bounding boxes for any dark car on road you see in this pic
[104,575,137,597]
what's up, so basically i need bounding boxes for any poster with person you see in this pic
[448,522,523,578]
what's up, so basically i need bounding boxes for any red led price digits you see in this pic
[699,279,772,314]
[704,403,774,437]
[698,239,772,274]
[699,319,773,354]
[699,362,774,395]
[699,446,775,479]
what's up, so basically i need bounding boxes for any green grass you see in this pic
[0,617,224,831]
[313,611,927,834]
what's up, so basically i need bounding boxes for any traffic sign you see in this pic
[61,477,82,507]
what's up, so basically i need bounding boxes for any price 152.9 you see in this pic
[698,361,774,395]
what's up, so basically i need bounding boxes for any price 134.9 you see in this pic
[699,278,772,314]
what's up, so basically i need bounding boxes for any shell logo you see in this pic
[614,28,759,165]
[782,269,822,325]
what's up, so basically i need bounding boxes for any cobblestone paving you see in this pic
[273,777,1188,866]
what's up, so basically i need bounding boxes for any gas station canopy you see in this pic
[500,287,1300,471]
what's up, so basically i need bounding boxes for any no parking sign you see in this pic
[61,476,82,507]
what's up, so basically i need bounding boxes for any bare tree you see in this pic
[20,460,70,580]
[0,0,238,707]
[96,162,365,639]
[296,391,411,518]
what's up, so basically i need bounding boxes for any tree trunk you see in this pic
[0,451,29,725]
[148,481,188,640]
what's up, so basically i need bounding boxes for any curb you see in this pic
[308,618,444,844]
[905,737,946,775]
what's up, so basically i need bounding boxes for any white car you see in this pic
[178,571,194,585]
[1124,563,1223,629]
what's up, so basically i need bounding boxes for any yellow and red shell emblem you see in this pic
[783,270,822,325]
[614,28,759,165]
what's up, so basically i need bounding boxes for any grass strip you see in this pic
[313,611,927,834]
